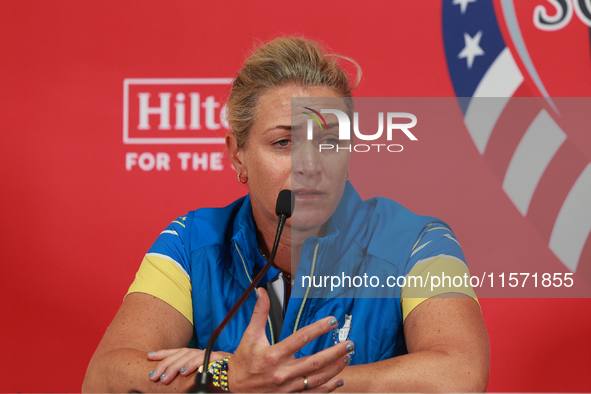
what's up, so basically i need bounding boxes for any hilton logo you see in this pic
[123,78,232,144]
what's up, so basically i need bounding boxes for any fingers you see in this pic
[147,348,181,361]
[227,311,353,393]
[305,377,345,393]
[302,353,350,391]
[149,348,199,383]
[278,316,339,355]
[292,341,353,380]
[242,288,272,346]
[285,351,352,392]
[261,316,351,391]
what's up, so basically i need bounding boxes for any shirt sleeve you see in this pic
[400,223,479,323]
[126,215,194,325]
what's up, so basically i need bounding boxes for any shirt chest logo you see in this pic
[333,314,353,346]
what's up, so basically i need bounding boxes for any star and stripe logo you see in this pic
[442,0,591,281]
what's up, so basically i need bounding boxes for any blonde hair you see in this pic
[227,37,361,148]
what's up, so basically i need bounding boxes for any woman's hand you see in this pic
[147,348,232,385]
[228,288,353,393]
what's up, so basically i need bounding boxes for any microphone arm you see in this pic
[189,190,294,393]
[197,214,287,386]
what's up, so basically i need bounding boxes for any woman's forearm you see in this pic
[336,346,488,393]
[82,347,196,393]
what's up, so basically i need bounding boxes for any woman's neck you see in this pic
[255,216,323,278]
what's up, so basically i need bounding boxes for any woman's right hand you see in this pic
[228,288,353,392]
[147,347,232,385]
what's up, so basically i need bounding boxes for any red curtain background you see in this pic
[1,1,590,392]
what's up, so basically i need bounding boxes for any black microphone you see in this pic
[276,189,295,218]
[187,190,294,393]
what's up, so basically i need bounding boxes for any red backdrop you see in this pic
[1,0,590,392]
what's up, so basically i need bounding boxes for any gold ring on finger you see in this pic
[303,376,309,391]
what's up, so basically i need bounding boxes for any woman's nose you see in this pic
[292,141,323,178]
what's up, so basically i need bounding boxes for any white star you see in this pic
[458,30,485,69]
[453,0,477,14]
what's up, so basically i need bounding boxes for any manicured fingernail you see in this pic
[338,381,344,388]
[149,370,155,377]
[148,351,156,354]
[160,373,166,380]
[346,342,355,352]
[180,367,186,373]
[329,317,337,326]
[344,355,351,365]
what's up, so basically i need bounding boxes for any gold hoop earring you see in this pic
[346,171,350,180]
[237,172,248,184]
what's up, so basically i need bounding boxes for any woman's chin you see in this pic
[288,212,331,234]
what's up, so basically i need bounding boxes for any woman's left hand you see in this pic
[147,348,233,385]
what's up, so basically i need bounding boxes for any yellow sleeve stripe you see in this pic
[127,255,193,325]
[172,220,186,228]
[411,225,453,250]
[145,252,190,279]
[412,253,467,270]
[401,256,479,323]
[425,226,451,232]
[411,238,422,251]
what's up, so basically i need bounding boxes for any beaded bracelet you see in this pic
[207,356,230,391]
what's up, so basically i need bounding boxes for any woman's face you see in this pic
[228,84,350,233]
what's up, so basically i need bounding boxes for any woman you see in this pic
[83,37,489,393]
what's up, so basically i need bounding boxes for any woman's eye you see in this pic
[275,139,290,147]
[325,138,341,145]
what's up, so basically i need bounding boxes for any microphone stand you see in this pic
[187,207,290,392]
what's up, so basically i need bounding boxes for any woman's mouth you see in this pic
[293,188,325,200]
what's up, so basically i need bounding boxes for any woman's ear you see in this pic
[226,131,247,177]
